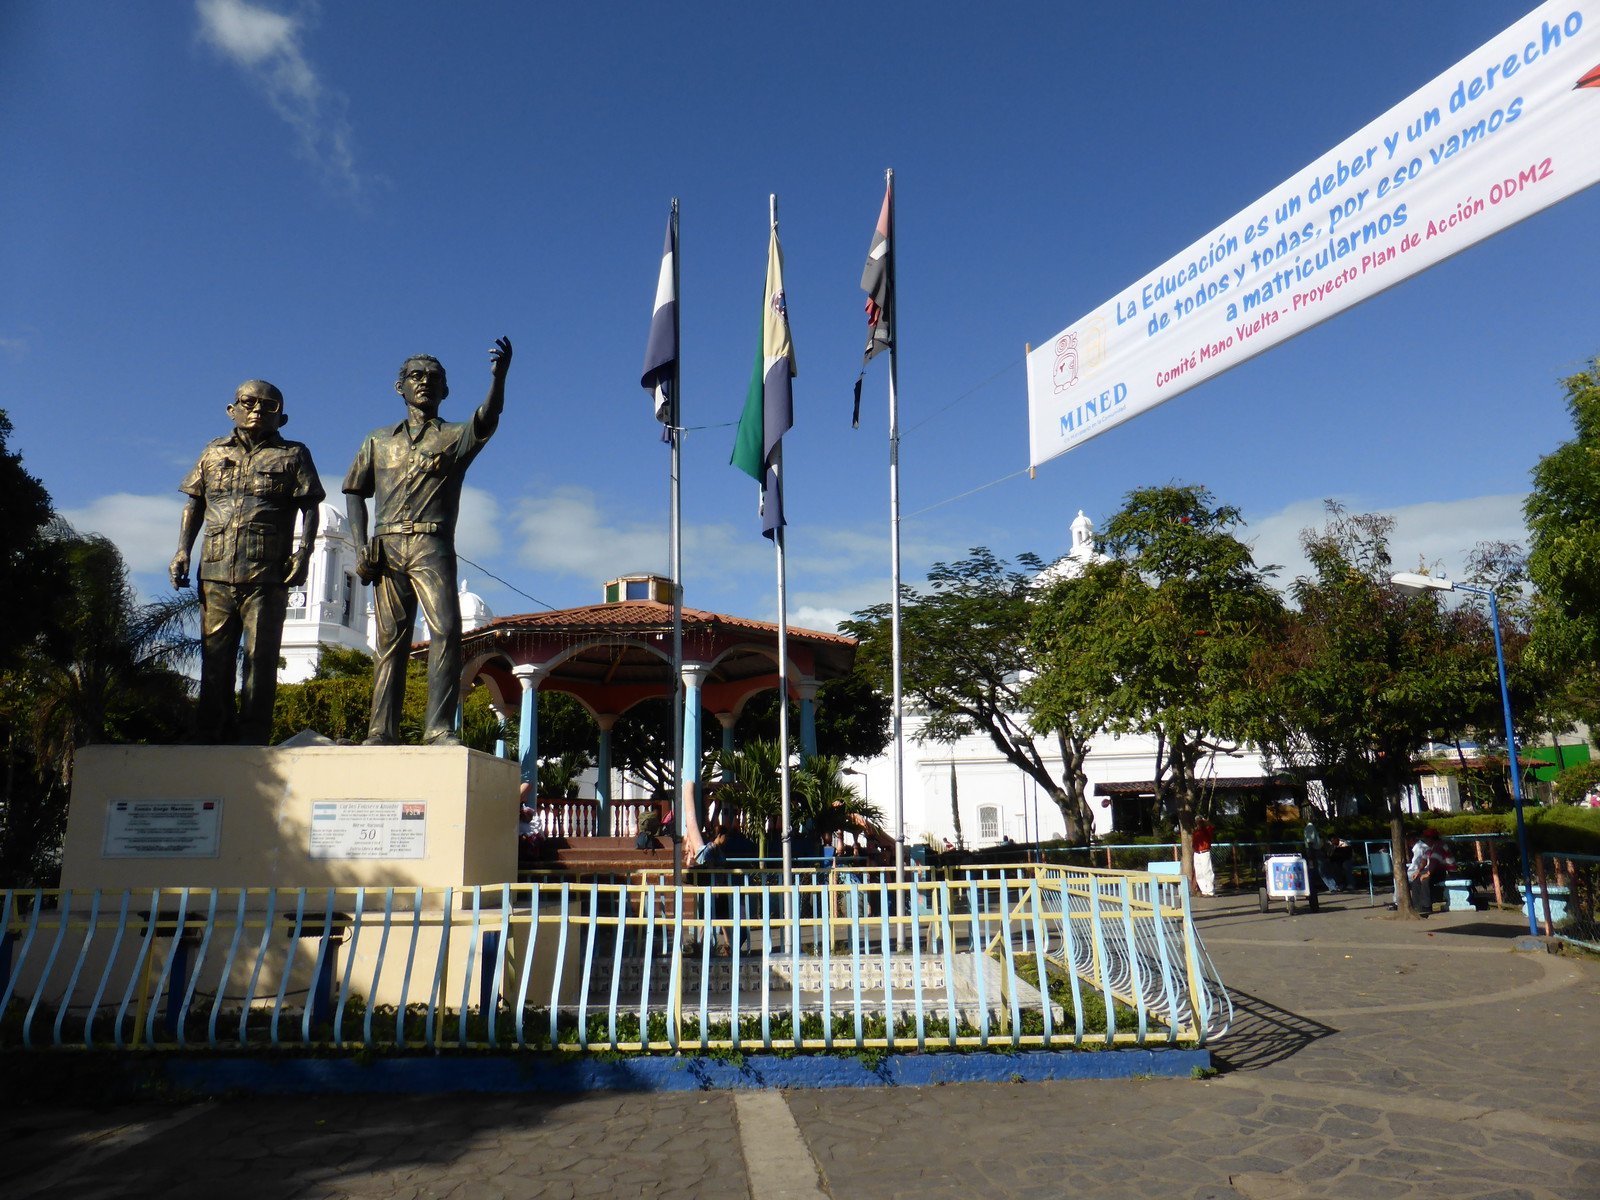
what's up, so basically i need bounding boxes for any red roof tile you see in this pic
[470,600,855,646]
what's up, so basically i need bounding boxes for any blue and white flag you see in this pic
[640,210,678,424]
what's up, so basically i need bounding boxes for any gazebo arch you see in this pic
[452,582,856,839]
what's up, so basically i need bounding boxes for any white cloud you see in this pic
[61,493,187,579]
[788,605,853,635]
[511,486,770,584]
[454,485,503,563]
[1244,492,1529,589]
[512,486,668,580]
[195,0,362,198]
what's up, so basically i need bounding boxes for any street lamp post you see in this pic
[1391,572,1537,934]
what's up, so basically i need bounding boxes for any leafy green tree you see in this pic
[794,754,883,835]
[1,525,193,885]
[1553,760,1600,805]
[1526,355,1600,727]
[1260,504,1490,916]
[844,549,1101,842]
[713,739,784,856]
[1028,486,1280,885]
[518,691,599,787]
[610,696,717,799]
[0,411,65,675]
[734,672,892,761]
[271,645,510,754]
[714,741,884,858]
[1459,539,1562,803]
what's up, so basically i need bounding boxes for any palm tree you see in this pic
[713,739,784,856]
[713,744,887,859]
[25,527,193,786]
[1,525,193,884]
[794,754,885,850]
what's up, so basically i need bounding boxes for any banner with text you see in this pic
[1027,2,1600,468]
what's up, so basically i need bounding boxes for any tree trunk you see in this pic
[1053,728,1094,845]
[1173,736,1196,891]
[1387,783,1414,917]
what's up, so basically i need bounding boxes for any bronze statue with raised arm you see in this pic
[172,380,325,744]
[344,338,512,746]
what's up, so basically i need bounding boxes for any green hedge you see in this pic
[1045,806,1600,858]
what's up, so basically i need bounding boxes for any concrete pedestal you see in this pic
[60,745,519,891]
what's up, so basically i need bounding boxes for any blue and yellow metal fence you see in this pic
[0,865,1230,1054]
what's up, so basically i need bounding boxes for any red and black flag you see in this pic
[853,177,893,428]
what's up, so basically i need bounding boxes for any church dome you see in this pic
[459,579,495,631]
[315,501,348,538]
[1033,509,1107,589]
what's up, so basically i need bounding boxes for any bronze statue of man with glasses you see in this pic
[172,380,325,744]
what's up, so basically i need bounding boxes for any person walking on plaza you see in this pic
[1304,816,1342,892]
[1192,817,1217,896]
[1407,827,1455,915]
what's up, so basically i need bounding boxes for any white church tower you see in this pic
[278,502,372,683]
[278,503,498,683]
[1033,509,1108,589]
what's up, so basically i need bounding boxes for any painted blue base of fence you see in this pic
[162,1048,1210,1095]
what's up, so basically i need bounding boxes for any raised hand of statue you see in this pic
[170,550,191,590]
[490,336,513,382]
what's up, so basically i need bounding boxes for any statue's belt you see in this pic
[374,521,445,535]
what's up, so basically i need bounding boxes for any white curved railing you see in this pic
[0,867,1226,1053]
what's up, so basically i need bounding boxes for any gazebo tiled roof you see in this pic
[458,597,857,720]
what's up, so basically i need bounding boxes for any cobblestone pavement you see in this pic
[6,893,1597,1200]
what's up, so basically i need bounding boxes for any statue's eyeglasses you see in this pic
[234,396,282,412]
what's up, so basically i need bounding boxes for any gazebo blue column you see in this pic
[681,664,710,830]
[595,713,616,835]
[512,664,546,792]
[716,712,737,766]
[797,680,819,760]
[493,704,516,761]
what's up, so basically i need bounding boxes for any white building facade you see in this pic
[842,509,1270,849]
[278,502,496,683]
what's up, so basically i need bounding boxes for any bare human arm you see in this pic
[170,496,204,589]
[473,336,513,440]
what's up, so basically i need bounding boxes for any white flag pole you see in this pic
[886,168,906,896]
[668,197,685,892]
[771,192,794,890]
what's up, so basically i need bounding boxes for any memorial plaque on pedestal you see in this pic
[61,745,518,891]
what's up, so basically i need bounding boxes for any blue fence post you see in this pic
[480,930,501,1014]
[164,939,191,1035]
[0,931,12,1002]
[310,935,336,1029]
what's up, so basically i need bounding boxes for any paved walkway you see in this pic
[5,892,1598,1200]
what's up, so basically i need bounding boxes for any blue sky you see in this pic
[4,0,1597,631]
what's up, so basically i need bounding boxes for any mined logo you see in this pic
[1052,331,1079,393]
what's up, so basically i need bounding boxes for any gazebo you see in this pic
[457,574,857,848]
